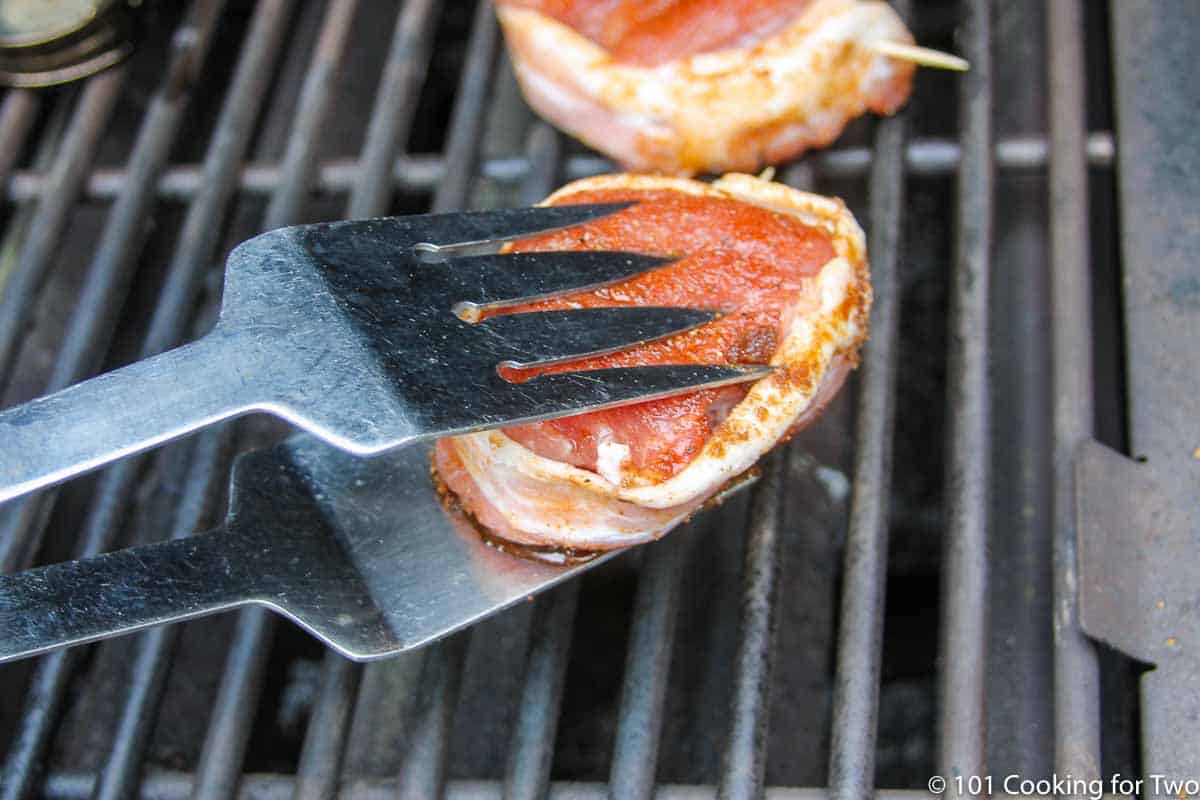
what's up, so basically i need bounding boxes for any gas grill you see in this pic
[1,0,1197,798]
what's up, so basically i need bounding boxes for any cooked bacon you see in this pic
[433,173,870,551]
[495,0,915,175]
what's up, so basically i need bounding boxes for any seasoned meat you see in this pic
[495,0,915,174]
[433,173,869,551]
[500,0,821,67]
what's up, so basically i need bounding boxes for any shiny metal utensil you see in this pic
[0,202,767,505]
[0,434,751,663]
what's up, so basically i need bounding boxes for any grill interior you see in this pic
[0,0,1164,797]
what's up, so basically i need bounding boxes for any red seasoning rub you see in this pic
[433,173,870,551]
[495,0,915,175]
[503,0,821,67]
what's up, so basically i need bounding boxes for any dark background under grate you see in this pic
[0,0,1149,797]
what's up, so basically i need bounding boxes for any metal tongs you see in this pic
[0,432,755,664]
[0,203,766,504]
[0,202,766,664]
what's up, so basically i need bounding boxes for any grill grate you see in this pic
[0,133,1118,204]
[1046,0,1101,784]
[938,0,991,788]
[0,0,1163,797]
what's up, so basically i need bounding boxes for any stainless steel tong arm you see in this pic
[0,527,262,663]
[0,326,267,504]
[0,207,768,507]
[0,514,391,664]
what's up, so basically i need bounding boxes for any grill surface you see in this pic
[0,0,1174,797]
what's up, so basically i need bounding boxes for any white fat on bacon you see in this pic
[496,0,915,175]
[434,173,870,551]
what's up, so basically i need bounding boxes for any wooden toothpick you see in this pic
[873,41,969,71]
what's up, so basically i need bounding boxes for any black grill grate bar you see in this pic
[346,0,439,220]
[0,0,227,581]
[294,656,363,800]
[715,452,785,800]
[397,635,472,800]
[430,0,501,215]
[91,651,180,800]
[384,3,501,792]
[1046,0,1102,777]
[182,3,365,797]
[0,66,128,384]
[0,0,293,795]
[264,0,360,231]
[938,0,994,790]
[87,0,302,791]
[708,158,814,798]
[607,536,689,800]
[503,575,579,800]
[513,123,563,209]
[191,611,276,800]
[0,90,40,193]
[0,133,1117,204]
[100,0,355,790]
[289,0,446,791]
[502,581,580,800]
[91,432,228,800]
[137,5,289,356]
[0,2,246,795]
[46,0,230,396]
[0,640,77,800]
[826,11,909,792]
[498,124,573,800]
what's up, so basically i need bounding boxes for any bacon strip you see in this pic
[433,173,870,551]
[496,0,915,175]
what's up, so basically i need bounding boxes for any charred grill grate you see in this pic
[0,0,1184,797]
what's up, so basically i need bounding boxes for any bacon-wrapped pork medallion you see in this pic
[495,0,917,175]
[433,173,869,552]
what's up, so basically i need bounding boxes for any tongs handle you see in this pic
[0,527,252,664]
[0,328,259,505]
